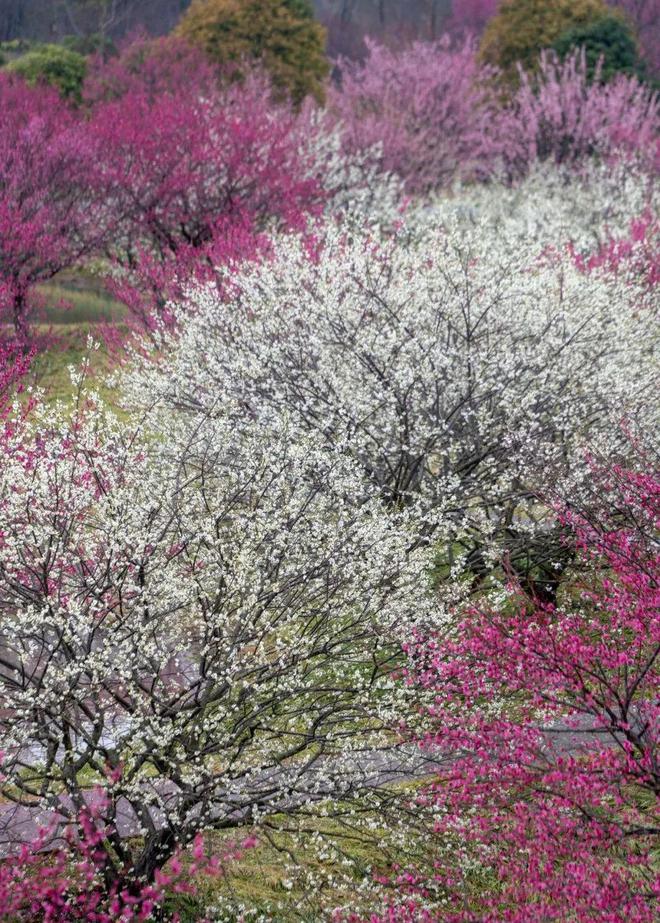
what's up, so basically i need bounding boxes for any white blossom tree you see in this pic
[129,215,657,596]
[0,371,436,889]
[419,161,659,256]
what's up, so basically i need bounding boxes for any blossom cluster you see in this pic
[330,42,659,195]
[128,200,656,591]
[357,445,660,922]
[2,30,658,341]
[0,350,437,909]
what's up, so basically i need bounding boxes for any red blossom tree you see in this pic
[86,50,325,326]
[0,787,255,921]
[82,32,220,105]
[368,445,660,921]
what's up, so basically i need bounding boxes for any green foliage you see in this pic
[175,0,329,105]
[480,0,610,79]
[553,14,647,83]
[5,44,87,101]
[283,0,314,18]
[0,39,34,57]
[62,32,117,58]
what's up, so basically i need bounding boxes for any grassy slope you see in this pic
[25,274,127,402]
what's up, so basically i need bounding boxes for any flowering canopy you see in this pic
[130,215,657,592]
[0,364,436,893]
[0,74,108,340]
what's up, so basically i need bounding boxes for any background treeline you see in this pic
[1,1,455,57]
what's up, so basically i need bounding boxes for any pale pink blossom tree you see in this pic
[329,42,658,193]
[502,50,659,177]
[328,37,504,194]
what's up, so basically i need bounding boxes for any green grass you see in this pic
[28,324,125,406]
[37,272,127,325]
[173,808,418,922]
[37,283,127,325]
[17,271,130,405]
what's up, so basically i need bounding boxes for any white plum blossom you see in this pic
[127,212,657,591]
[0,383,436,882]
[418,160,659,253]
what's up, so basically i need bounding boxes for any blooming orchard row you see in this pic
[0,23,658,923]
[1,32,658,340]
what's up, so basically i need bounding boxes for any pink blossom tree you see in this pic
[369,445,660,921]
[0,74,110,343]
[328,37,504,194]
[82,32,221,106]
[0,788,254,921]
[88,61,324,326]
[329,41,658,194]
[502,50,659,177]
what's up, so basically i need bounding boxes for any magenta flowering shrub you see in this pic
[328,37,504,194]
[502,50,660,177]
[572,208,660,291]
[104,217,270,333]
[368,448,660,921]
[0,341,32,419]
[89,67,324,325]
[82,33,220,106]
[0,791,255,921]
[0,36,329,339]
[0,74,109,341]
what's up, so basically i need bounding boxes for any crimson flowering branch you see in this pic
[86,59,327,327]
[0,340,33,421]
[0,777,254,921]
[571,209,660,293]
[365,446,659,921]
